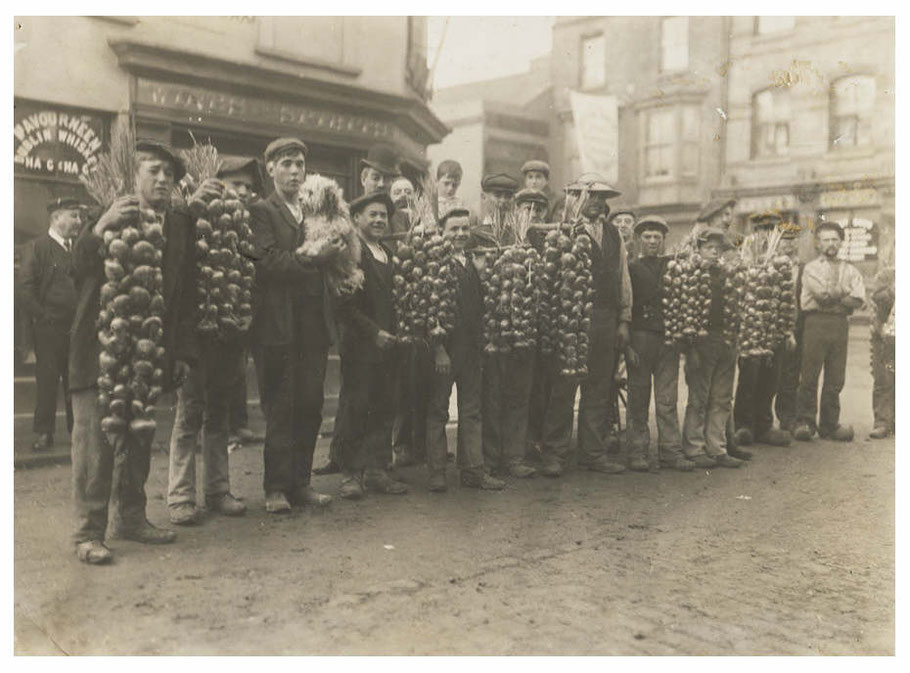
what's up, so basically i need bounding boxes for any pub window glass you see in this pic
[580,33,606,90]
[831,75,876,149]
[660,17,689,73]
[752,88,791,158]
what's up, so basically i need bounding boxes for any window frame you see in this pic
[639,102,701,184]
[660,16,689,73]
[751,88,791,159]
[829,74,876,150]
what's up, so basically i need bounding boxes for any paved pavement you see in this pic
[13,326,893,654]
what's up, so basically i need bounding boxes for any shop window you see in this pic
[830,75,876,149]
[643,108,675,179]
[820,211,879,262]
[755,17,796,35]
[580,33,606,90]
[752,88,790,158]
[660,17,689,73]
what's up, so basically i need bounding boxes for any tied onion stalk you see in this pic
[661,251,714,348]
[181,141,256,339]
[391,177,459,346]
[81,124,165,438]
[538,189,595,377]
[478,205,547,355]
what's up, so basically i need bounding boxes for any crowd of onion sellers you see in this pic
[51,128,890,567]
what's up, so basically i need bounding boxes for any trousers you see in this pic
[72,388,152,543]
[871,334,895,430]
[167,339,243,507]
[426,350,483,475]
[260,342,328,495]
[392,344,431,460]
[682,335,736,458]
[482,350,534,470]
[626,330,683,464]
[796,313,849,435]
[733,349,783,439]
[526,345,553,452]
[33,321,73,435]
[333,357,397,472]
[775,330,802,432]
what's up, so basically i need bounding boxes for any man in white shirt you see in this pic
[793,221,866,442]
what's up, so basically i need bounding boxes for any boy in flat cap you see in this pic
[521,159,565,222]
[19,197,84,451]
[248,137,340,513]
[332,191,407,498]
[427,206,505,492]
[70,140,209,564]
[472,173,519,248]
[793,221,865,443]
[680,229,744,469]
[731,212,796,451]
[625,215,692,472]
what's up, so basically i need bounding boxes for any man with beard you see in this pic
[248,137,338,513]
[732,212,796,451]
[20,197,84,451]
[70,140,203,564]
[793,221,866,442]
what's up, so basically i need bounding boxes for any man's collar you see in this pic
[48,228,69,250]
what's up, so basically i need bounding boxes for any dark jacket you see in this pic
[589,220,622,312]
[337,240,395,363]
[248,191,335,349]
[446,254,484,368]
[19,233,77,328]
[629,255,668,333]
[69,207,198,392]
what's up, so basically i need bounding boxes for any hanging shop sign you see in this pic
[14,100,106,179]
[569,91,619,183]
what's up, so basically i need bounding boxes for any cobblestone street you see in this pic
[13,331,893,655]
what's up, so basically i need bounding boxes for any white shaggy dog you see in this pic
[297,174,364,297]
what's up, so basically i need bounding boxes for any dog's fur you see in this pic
[297,174,364,297]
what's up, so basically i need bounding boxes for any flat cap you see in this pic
[520,160,550,176]
[438,204,472,226]
[349,191,395,217]
[634,215,669,236]
[565,173,622,198]
[749,211,783,230]
[696,226,728,246]
[135,139,186,181]
[360,143,401,175]
[47,196,85,213]
[697,198,737,222]
[263,137,308,163]
[610,208,636,220]
[217,155,263,192]
[481,173,519,193]
[514,188,550,206]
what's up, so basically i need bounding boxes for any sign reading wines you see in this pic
[13,100,107,179]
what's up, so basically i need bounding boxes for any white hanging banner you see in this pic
[569,91,619,183]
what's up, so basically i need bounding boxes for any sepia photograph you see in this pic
[10,11,896,656]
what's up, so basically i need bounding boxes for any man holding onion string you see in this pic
[70,140,208,565]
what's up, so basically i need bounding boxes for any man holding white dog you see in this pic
[248,137,341,513]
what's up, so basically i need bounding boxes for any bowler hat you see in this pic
[565,173,622,199]
[349,191,395,218]
[47,197,85,214]
[514,188,549,207]
[135,139,186,182]
[634,215,669,236]
[360,144,401,175]
[697,198,737,223]
[263,137,308,163]
[481,173,519,194]
[749,211,783,230]
[520,160,550,177]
